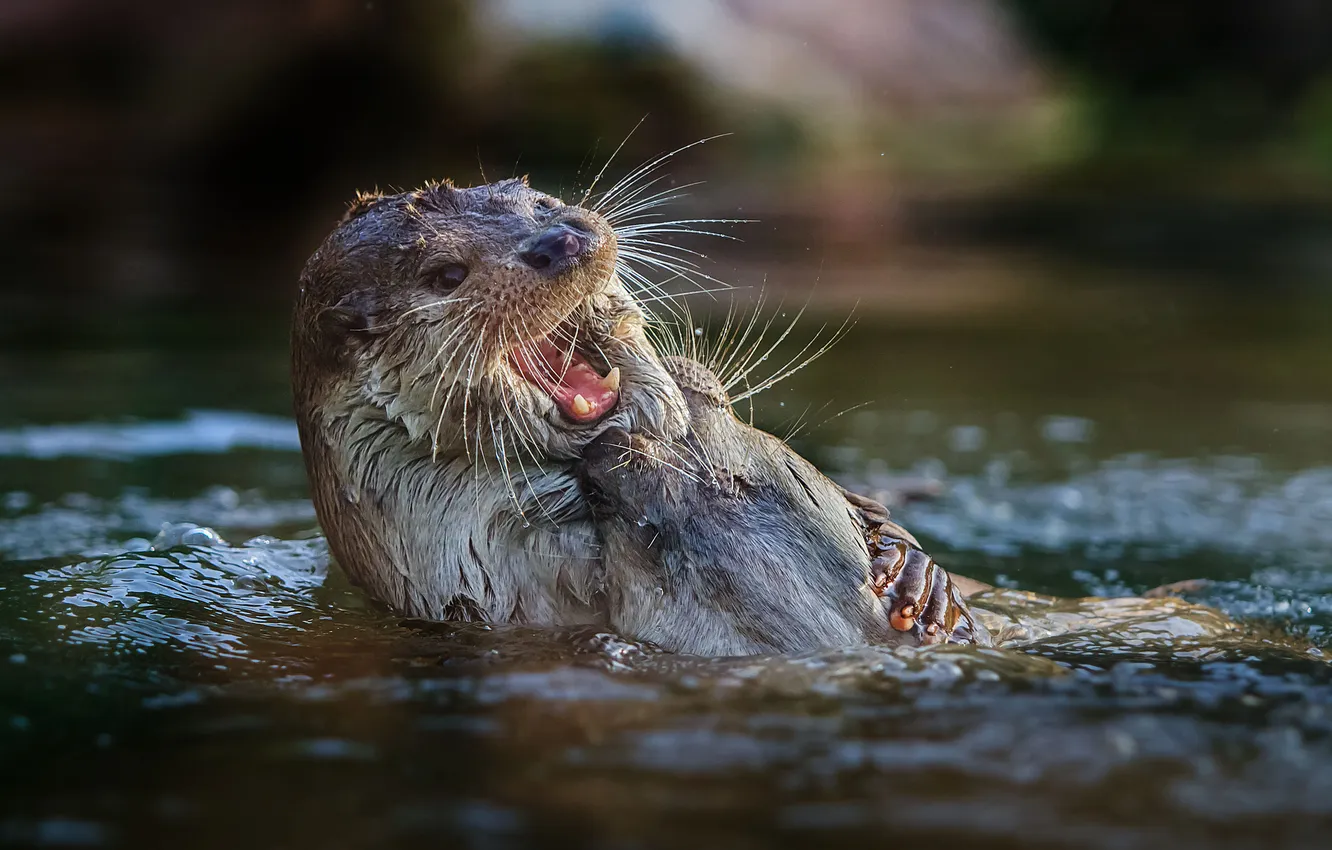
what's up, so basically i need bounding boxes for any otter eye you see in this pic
[427,263,469,290]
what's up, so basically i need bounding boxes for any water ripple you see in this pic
[0,487,316,561]
[866,454,1332,566]
[0,410,300,459]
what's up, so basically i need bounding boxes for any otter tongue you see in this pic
[514,339,620,424]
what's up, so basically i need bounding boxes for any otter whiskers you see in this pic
[727,310,854,405]
[582,135,747,315]
[606,441,709,488]
[425,302,485,458]
[576,114,649,211]
[495,322,574,524]
[653,293,854,434]
[601,180,703,224]
[590,137,715,215]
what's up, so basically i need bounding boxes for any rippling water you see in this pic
[3,286,1332,849]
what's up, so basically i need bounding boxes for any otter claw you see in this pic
[889,603,916,632]
[870,534,979,646]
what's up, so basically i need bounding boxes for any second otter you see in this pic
[579,357,988,656]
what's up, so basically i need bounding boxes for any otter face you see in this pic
[293,178,688,470]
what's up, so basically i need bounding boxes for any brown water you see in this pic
[2,256,1332,849]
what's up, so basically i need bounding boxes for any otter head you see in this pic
[291,179,693,620]
[293,178,688,469]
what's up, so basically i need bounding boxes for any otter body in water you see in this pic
[293,177,1236,661]
[578,356,988,656]
[292,177,981,654]
[293,179,688,623]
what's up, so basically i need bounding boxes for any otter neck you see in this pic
[302,405,605,624]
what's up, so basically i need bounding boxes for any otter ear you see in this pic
[341,189,385,223]
[307,291,380,371]
[414,180,461,214]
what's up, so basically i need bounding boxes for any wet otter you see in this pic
[291,177,1251,661]
[292,179,689,623]
[292,177,982,654]
[578,356,989,656]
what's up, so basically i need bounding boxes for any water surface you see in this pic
[2,264,1332,849]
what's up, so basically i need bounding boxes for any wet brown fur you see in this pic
[578,357,992,655]
[293,179,688,622]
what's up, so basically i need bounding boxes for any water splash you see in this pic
[21,527,330,659]
[0,487,316,561]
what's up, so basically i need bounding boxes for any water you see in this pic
[2,271,1332,849]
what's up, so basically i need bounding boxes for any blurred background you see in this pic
[7,0,1332,311]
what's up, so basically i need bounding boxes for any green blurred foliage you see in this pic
[1005,0,1332,177]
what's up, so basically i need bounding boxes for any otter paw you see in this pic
[870,538,980,646]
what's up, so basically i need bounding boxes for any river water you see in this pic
[2,262,1332,848]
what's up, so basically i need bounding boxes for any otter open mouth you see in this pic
[511,336,621,424]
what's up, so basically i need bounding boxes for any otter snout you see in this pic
[521,223,594,271]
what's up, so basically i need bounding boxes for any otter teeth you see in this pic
[601,367,622,392]
[571,394,594,417]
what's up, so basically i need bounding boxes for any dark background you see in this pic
[5,0,1332,317]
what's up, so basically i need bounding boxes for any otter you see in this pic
[292,178,1257,660]
[577,356,989,656]
[292,179,689,624]
[291,177,983,653]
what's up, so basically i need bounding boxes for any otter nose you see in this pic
[520,224,589,270]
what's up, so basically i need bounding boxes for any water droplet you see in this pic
[636,516,648,527]
[694,327,703,336]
